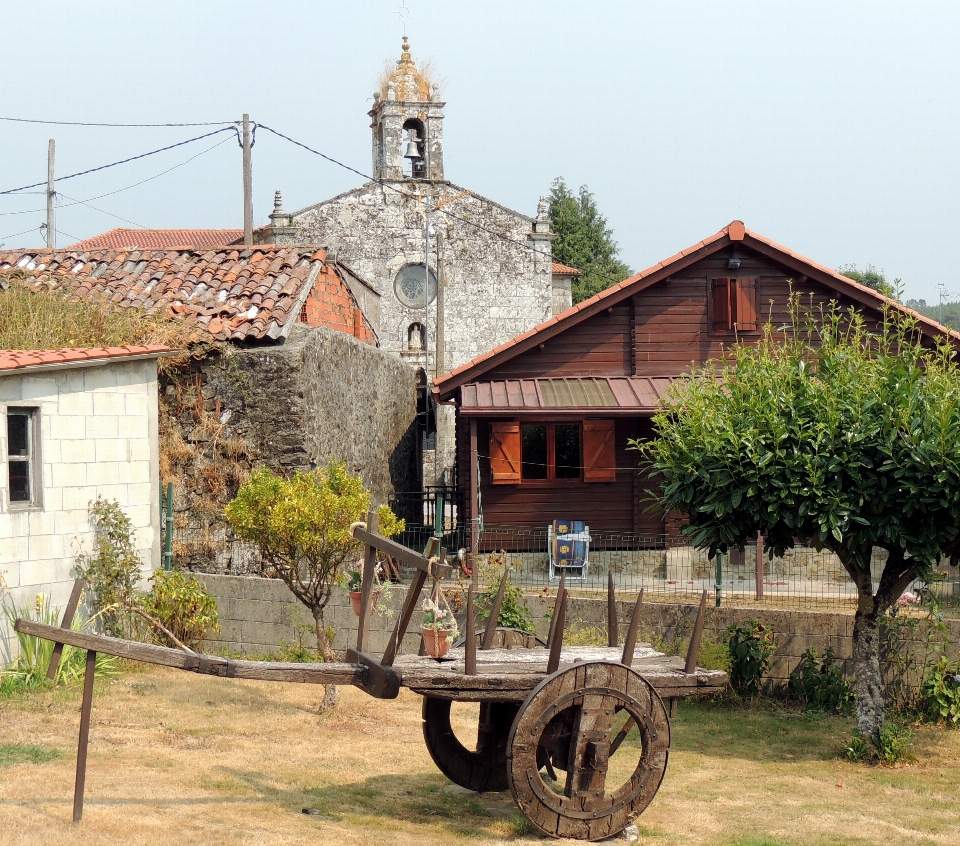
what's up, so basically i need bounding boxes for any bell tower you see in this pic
[369,37,445,181]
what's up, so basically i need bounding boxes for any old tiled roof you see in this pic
[551,262,581,276]
[0,345,172,373]
[435,220,960,399]
[67,228,244,250]
[0,247,339,343]
[460,377,677,415]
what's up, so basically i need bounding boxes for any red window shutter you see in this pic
[734,277,758,331]
[489,422,521,484]
[582,419,616,482]
[711,277,732,331]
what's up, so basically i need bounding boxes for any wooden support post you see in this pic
[73,649,96,823]
[620,589,643,668]
[356,510,378,653]
[47,578,85,680]
[481,569,509,650]
[242,113,253,246]
[755,531,764,600]
[46,139,55,249]
[546,570,566,649]
[684,590,709,674]
[382,569,427,667]
[469,417,479,589]
[607,570,618,648]
[464,586,476,676]
[546,587,567,675]
[670,698,678,718]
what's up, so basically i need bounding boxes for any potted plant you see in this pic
[346,561,394,617]
[421,597,458,659]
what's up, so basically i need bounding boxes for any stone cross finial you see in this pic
[273,190,284,215]
[398,36,413,68]
[537,196,549,220]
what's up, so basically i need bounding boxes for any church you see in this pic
[255,38,574,488]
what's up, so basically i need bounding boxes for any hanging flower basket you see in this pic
[422,626,456,659]
[349,590,381,616]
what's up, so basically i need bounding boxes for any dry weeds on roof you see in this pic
[0,270,199,371]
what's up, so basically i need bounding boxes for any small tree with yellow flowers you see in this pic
[225,461,403,710]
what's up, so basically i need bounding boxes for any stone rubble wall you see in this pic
[163,325,418,575]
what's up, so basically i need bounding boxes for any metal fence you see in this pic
[469,524,960,613]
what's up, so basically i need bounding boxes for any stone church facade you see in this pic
[257,38,568,486]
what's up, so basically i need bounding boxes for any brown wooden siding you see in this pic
[458,416,664,536]
[485,305,632,380]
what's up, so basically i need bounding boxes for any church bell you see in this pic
[403,129,422,159]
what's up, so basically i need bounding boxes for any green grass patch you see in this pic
[0,743,62,768]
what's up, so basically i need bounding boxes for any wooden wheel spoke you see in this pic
[507,661,670,842]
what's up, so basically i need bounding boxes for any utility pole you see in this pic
[242,114,253,246]
[46,139,55,249]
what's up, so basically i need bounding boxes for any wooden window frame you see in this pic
[489,419,617,486]
[709,276,759,335]
[5,406,41,510]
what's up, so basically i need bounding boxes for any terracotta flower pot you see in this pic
[350,590,380,616]
[422,627,455,659]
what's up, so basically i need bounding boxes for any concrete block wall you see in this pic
[198,574,960,692]
[0,358,161,663]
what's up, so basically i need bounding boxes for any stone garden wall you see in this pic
[162,325,418,575]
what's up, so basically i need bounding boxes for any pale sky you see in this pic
[2,0,959,304]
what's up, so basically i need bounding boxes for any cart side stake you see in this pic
[356,510,378,653]
[546,587,567,675]
[684,590,709,674]
[546,570,566,648]
[48,578,85,680]
[607,570,618,648]
[464,587,476,675]
[621,589,644,668]
[482,569,509,650]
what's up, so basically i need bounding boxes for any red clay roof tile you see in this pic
[67,228,244,251]
[0,345,171,372]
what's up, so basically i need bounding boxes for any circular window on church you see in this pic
[394,263,438,308]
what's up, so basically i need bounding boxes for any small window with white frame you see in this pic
[7,407,38,507]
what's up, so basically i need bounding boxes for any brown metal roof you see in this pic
[460,377,677,416]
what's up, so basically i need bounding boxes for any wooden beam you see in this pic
[47,578,85,680]
[17,620,366,685]
[546,570,566,648]
[73,649,96,823]
[356,510,378,653]
[381,568,428,666]
[352,526,452,578]
[546,587,567,675]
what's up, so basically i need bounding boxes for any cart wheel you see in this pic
[422,697,520,792]
[506,661,670,841]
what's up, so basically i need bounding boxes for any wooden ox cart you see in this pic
[15,521,726,841]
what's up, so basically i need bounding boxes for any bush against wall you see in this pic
[75,497,220,649]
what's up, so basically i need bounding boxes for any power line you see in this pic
[0,135,233,217]
[256,124,555,262]
[0,117,235,128]
[0,224,41,243]
[0,127,238,196]
[57,192,149,230]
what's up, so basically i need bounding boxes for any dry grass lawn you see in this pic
[1,664,959,846]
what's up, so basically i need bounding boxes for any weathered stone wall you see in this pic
[162,325,417,574]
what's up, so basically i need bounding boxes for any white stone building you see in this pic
[257,37,570,485]
[0,346,168,661]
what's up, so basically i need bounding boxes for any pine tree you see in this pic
[548,178,631,304]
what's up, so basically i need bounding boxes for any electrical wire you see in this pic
[256,124,555,262]
[56,192,149,230]
[0,135,232,216]
[0,117,235,128]
[0,225,41,243]
[53,227,84,244]
[0,127,237,196]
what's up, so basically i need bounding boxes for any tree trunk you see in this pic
[313,611,339,712]
[851,599,885,740]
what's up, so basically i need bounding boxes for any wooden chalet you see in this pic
[433,220,959,546]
